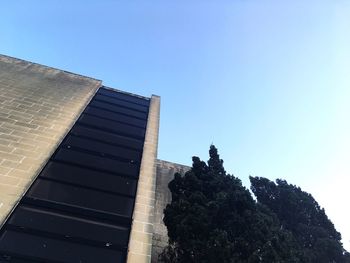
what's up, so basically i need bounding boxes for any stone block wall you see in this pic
[0,55,101,225]
[127,95,160,263]
[151,160,190,262]
[0,54,191,263]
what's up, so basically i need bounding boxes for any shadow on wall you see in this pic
[151,159,190,263]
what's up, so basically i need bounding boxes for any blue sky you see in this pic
[1,0,350,250]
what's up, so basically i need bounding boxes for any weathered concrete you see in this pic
[127,95,160,263]
[0,54,101,225]
[151,160,190,263]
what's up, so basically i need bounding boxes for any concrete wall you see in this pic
[127,95,160,263]
[151,160,190,263]
[0,55,101,225]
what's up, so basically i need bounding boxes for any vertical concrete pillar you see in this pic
[127,95,160,263]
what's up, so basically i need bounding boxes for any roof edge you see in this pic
[0,54,102,83]
[102,86,152,100]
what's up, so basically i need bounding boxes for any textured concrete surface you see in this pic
[151,160,190,263]
[0,54,101,225]
[127,95,160,263]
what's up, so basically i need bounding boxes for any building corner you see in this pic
[127,95,160,263]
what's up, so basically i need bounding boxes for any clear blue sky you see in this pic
[1,0,350,250]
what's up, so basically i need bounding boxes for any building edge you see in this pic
[127,95,160,263]
[0,54,102,227]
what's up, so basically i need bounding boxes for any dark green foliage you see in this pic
[250,176,350,263]
[161,146,301,263]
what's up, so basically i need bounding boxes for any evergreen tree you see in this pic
[250,176,350,263]
[161,146,301,263]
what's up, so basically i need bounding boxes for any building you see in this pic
[0,55,189,263]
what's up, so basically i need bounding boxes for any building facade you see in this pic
[0,55,187,263]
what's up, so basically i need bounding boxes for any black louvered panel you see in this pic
[27,179,135,218]
[94,94,148,113]
[84,106,147,128]
[78,114,145,139]
[70,125,144,150]
[0,231,124,263]
[89,100,148,120]
[97,88,150,107]
[53,148,139,178]
[40,162,137,196]
[0,87,150,263]
[62,135,142,163]
[8,205,129,247]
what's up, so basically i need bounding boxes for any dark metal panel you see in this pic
[21,198,131,226]
[78,114,146,139]
[0,231,124,263]
[94,94,148,113]
[40,162,137,196]
[0,255,38,263]
[90,100,148,120]
[85,106,147,128]
[53,148,139,177]
[63,135,142,163]
[70,125,144,151]
[27,179,135,218]
[98,88,150,107]
[8,205,129,247]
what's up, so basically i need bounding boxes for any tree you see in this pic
[250,176,350,263]
[161,146,301,263]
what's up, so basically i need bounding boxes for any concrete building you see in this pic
[0,55,189,263]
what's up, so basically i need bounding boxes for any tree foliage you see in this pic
[250,176,350,262]
[161,145,350,262]
[161,146,302,262]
